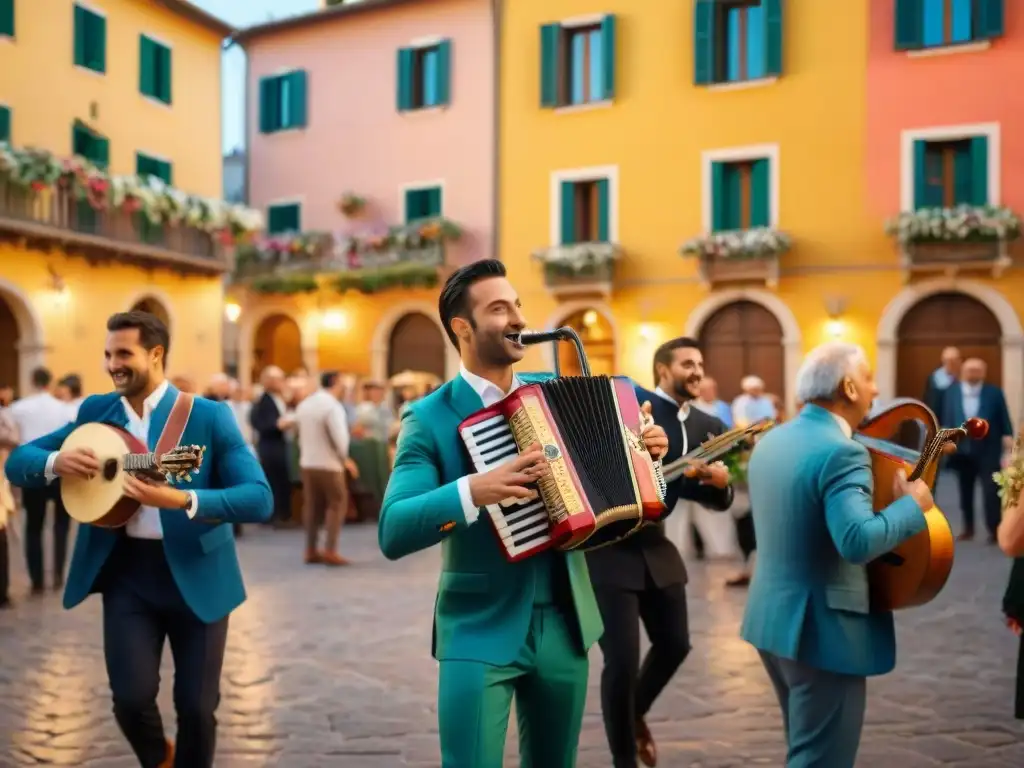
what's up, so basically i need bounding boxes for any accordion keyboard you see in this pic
[459,412,553,560]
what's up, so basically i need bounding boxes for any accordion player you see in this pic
[459,374,668,562]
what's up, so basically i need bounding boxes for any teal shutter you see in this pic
[540,23,561,107]
[912,139,928,209]
[723,166,743,229]
[969,136,989,205]
[90,12,106,73]
[0,0,14,37]
[160,160,173,185]
[710,162,726,231]
[749,159,770,227]
[596,179,610,241]
[600,15,616,100]
[0,106,9,142]
[404,189,418,222]
[952,145,973,205]
[559,181,576,244]
[694,0,716,85]
[436,40,452,106]
[763,0,783,77]
[430,187,443,217]
[397,48,414,111]
[140,37,155,97]
[977,0,1005,39]
[894,0,924,50]
[73,5,86,66]
[258,77,275,133]
[159,45,173,104]
[289,70,308,127]
[92,135,109,170]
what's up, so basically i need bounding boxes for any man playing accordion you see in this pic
[378,259,668,767]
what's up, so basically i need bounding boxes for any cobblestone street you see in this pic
[2,477,1023,767]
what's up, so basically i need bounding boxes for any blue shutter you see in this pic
[763,0,783,77]
[912,139,928,209]
[436,40,452,105]
[710,162,726,231]
[969,136,988,206]
[560,181,576,244]
[600,15,616,100]
[977,0,1005,39]
[694,0,716,85]
[749,159,770,227]
[540,24,561,107]
[894,0,924,50]
[290,70,308,128]
[396,48,414,111]
[596,179,610,241]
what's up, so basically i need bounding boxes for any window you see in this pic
[710,159,770,231]
[136,153,172,184]
[140,36,172,105]
[258,71,308,134]
[913,137,988,208]
[694,0,782,86]
[895,0,1004,50]
[540,15,615,108]
[72,121,109,169]
[0,106,9,144]
[559,179,609,244]
[397,40,451,111]
[267,202,301,235]
[0,0,14,38]
[404,186,442,223]
[74,4,106,74]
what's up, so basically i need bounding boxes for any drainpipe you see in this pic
[490,0,501,262]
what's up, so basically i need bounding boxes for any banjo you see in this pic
[60,422,205,528]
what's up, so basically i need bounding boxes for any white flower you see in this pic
[679,227,791,259]
[531,242,621,272]
[885,205,1021,245]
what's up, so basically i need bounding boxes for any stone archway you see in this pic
[387,312,447,380]
[697,301,785,405]
[252,313,304,382]
[127,292,174,337]
[0,279,46,398]
[546,304,617,376]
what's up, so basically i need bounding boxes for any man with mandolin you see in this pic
[3,311,273,768]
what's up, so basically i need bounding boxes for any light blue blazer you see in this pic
[3,385,273,623]
[740,404,927,677]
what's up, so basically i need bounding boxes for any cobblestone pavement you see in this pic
[2,477,1024,767]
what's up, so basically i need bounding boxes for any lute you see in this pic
[660,419,774,483]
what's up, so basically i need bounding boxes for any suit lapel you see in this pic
[147,384,180,452]
[446,376,485,421]
[101,396,129,428]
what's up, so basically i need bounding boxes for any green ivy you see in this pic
[333,262,439,294]
[249,274,319,295]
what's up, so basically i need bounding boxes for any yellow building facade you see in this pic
[0,0,237,396]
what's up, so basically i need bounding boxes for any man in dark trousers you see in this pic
[250,365,295,527]
[587,337,733,768]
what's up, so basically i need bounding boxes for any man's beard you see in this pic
[477,329,517,367]
[113,368,149,397]
[672,376,699,402]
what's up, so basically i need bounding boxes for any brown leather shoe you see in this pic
[636,718,657,766]
[321,551,350,567]
[304,549,323,564]
[158,740,174,768]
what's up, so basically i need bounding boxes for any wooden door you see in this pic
[896,292,1002,398]
[0,296,19,396]
[131,297,171,330]
[556,308,615,376]
[388,312,446,380]
[698,301,784,403]
[252,314,303,382]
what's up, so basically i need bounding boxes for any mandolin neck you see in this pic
[907,429,955,482]
[124,452,159,471]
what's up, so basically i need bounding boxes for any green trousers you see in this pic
[438,605,589,767]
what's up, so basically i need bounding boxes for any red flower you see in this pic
[30,181,47,192]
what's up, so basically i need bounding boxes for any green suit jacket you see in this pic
[378,372,604,666]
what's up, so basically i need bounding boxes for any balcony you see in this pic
[680,228,790,289]
[0,144,262,275]
[532,242,620,299]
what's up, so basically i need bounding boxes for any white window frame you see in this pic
[549,164,619,247]
[899,122,1001,211]
[700,143,780,233]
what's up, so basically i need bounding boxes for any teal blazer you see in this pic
[740,404,927,677]
[379,372,604,666]
[3,385,273,623]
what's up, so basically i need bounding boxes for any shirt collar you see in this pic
[655,386,691,423]
[962,381,982,395]
[831,411,853,439]
[122,379,169,418]
[460,364,520,399]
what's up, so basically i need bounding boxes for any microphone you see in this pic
[520,329,572,345]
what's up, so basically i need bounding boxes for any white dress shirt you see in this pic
[654,386,691,455]
[961,382,982,420]
[44,380,198,539]
[295,389,350,471]
[9,391,73,443]
[455,365,522,525]
[831,411,853,439]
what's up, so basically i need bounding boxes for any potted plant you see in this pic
[338,192,366,217]
[884,205,1021,264]
[531,242,621,285]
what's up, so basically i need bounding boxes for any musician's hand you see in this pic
[942,442,958,456]
[1007,616,1023,637]
[53,447,101,479]
[893,469,934,511]
[122,474,190,510]
[469,442,549,506]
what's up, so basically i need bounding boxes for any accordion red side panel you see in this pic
[612,377,668,522]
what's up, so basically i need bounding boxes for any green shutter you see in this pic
[74,5,87,67]
[436,40,452,106]
[596,179,610,242]
[710,161,726,231]
[894,0,924,50]
[763,0,783,77]
[559,181,576,244]
[969,136,989,206]
[0,0,14,37]
[159,45,173,104]
[0,106,9,143]
[723,166,743,229]
[289,70,308,128]
[404,189,418,222]
[952,145,973,205]
[268,203,300,234]
[912,139,928,209]
[429,187,442,218]
[160,159,173,186]
[140,37,155,97]
[90,12,106,73]
[397,48,414,111]
[540,23,561,107]
[694,0,716,85]
[600,15,616,100]
[258,77,276,133]
[750,159,770,227]
[977,0,1005,39]
[92,134,109,170]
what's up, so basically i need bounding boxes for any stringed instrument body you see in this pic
[855,399,988,611]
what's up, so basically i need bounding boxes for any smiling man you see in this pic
[4,310,273,768]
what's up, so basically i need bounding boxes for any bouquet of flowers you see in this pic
[994,433,1024,514]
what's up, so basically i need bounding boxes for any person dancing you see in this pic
[587,337,733,767]
[4,311,273,768]
[378,259,668,767]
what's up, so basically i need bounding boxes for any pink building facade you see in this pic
[240,0,496,266]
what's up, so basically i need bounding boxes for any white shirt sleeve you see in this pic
[456,476,480,525]
[44,451,59,484]
[186,492,198,518]
[328,402,350,460]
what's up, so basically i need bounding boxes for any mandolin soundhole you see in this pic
[103,459,118,482]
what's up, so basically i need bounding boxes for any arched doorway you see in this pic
[698,301,784,404]
[252,313,303,382]
[555,307,615,376]
[130,296,171,330]
[0,295,19,395]
[388,312,446,380]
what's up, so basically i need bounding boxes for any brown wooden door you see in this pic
[252,314,303,382]
[698,301,784,403]
[388,313,446,380]
[0,297,19,396]
[896,292,1002,399]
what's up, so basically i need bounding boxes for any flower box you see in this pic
[680,227,788,289]
[885,206,1018,278]
[532,242,619,297]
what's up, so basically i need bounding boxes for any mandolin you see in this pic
[59,422,205,528]
[855,399,988,611]
[660,419,774,483]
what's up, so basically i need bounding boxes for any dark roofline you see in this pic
[231,0,423,46]
[156,0,234,37]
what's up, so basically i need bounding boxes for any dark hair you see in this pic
[59,374,82,398]
[31,367,52,388]
[107,311,171,365]
[438,259,507,349]
[320,370,340,389]
[652,337,701,386]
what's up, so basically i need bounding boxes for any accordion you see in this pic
[458,375,667,562]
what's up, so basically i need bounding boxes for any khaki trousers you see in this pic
[300,468,347,553]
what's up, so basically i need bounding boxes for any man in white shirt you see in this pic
[8,366,74,593]
[295,370,351,566]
